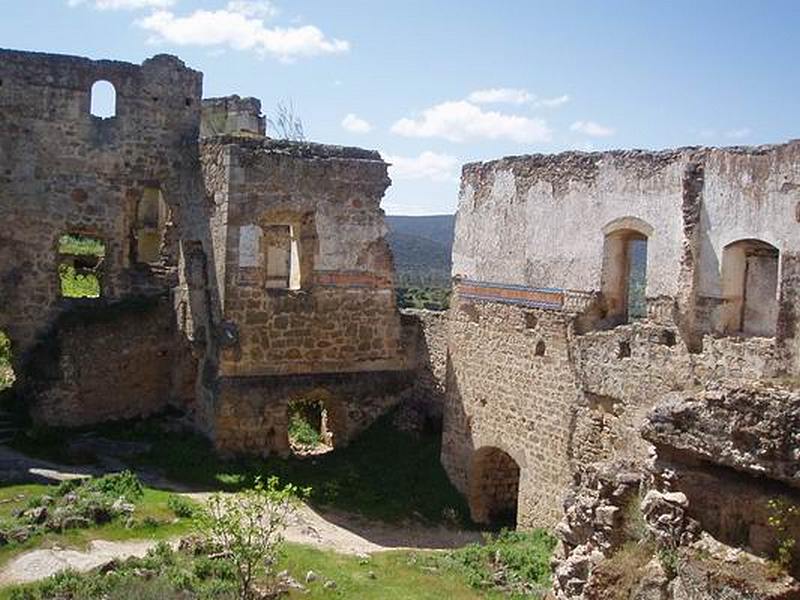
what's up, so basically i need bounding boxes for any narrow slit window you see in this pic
[58,233,105,299]
[90,80,116,119]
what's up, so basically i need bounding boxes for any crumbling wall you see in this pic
[213,370,412,455]
[0,48,203,424]
[441,298,581,527]
[25,297,179,426]
[202,137,404,377]
[443,141,800,530]
[200,96,265,138]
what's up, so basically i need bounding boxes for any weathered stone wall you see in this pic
[25,297,180,426]
[201,137,405,378]
[0,48,203,424]
[212,371,412,455]
[443,141,800,530]
[442,297,581,527]
[399,309,449,421]
[200,96,265,138]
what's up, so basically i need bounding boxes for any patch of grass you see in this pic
[0,331,13,391]
[1,541,502,600]
[57,235,105,257]
[427,529,557,598]
[0,482,197,568]
[58,264,100,299]
[588,540,656,599]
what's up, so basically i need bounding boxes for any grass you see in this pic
[0,541,507,600]
[0,331,13,391]
[58,264,100,299]
[11,412,471,526]
[58,235,105,257]
[0,482,197,568]
[280,543,506,600]
[0,533,558,600]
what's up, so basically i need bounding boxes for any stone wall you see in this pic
[443,141,800,530]
[213,370,412,456]
[441,297,581,528]
[24,297,182,426]
[399,309,449,423]
[0,48,203,424]
[201,137,405,378]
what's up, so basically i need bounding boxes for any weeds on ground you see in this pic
[427,529,557,598]
[287,414,322,449]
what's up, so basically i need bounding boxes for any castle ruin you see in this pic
[1,47,799,595]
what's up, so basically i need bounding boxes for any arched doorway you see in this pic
[720,239,779,337]
[468,446,521,528]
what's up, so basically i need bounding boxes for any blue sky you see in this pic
[3,1,799,214]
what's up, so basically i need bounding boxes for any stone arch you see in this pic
[468,445,522,527]
[285,388,347,454]
[719,238,780,337]
[600,217,651,324]
[90,80,116,119]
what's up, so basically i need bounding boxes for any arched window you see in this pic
[134,186,167,264]
[535,340,546,357]
[601,220,650,325]
[720,239,779,337]
[90,80,116,119]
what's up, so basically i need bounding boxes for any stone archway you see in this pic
[468,446,521,528]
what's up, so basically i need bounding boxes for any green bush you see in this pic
[288,413,322,448]
[168,494,196,519]
[439,529,557,597]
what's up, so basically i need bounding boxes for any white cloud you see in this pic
[137,5,349,62]
[391,100,552,144]
[69,0,174,8]
[534,94,570,108]
[468,88,534,105]
[467,88,570,110]
[570,120,615,137]
[725,127,751,139]
[341,113,372,134]
[225,1,278,19]
[383,151,459,183]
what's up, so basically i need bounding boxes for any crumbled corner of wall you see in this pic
[552,379,800,599]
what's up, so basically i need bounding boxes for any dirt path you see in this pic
[0,540,160,585]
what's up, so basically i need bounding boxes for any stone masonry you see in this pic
[0,48,410,450]
[442,143,800,529]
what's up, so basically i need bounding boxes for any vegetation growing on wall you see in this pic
[0,331,13,390]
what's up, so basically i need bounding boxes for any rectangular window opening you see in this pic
[264,224,301,290]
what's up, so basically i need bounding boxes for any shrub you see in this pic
[288,413,322,448]
[168,494,196,518]
[767,496,800,572]
[197,477,307,600]
[441,529,557,597]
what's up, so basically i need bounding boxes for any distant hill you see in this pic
[386,215,455,288]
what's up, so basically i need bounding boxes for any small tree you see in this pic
[197,477,306,600]
[267,100,305,141]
